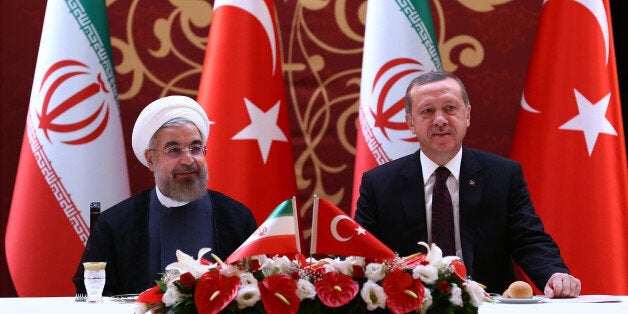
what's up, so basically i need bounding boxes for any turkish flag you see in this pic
[197,0,297,224]
[351,0,441,215]
[510,0,628,294]
[311,196,395,259]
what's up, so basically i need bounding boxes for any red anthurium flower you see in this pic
[314,272,359,308]
[401,252,427,269]
[194,270,241,314]
[382,269,424,314]
[137,285,163,304]
[451,260,467,280]
[178,272,196,289]
[259,274,300,314]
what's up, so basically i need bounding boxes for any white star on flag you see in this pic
[356,226,366,235]
[559,89,617,156]
[232,97,288,163]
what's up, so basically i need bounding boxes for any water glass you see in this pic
[83,262,106,303]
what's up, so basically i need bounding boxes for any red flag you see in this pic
[351,0,441,215]
[311,195,395,259]
[226,198,301,264]
[197,0,297,224]
[510,0,628,294]
[5,0,130,296]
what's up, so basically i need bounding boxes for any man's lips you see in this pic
[173,170,198,178]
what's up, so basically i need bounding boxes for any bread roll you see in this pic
[502,281,533,299]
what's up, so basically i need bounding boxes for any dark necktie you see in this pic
[431,166,456,256]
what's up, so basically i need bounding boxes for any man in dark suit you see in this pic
[355,71,581,298]
[73,95,257,295]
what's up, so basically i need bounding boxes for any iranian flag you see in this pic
[5,0,130,296]
[351,0,442,215]
[226,198,301,264]
[510,0,628,294]
[197,0,297,224]
[311,196,395,259]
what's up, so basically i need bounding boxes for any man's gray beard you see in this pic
[157,168,208,202]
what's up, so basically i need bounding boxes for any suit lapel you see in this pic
[400,151,428,243]
[459,147,483,277]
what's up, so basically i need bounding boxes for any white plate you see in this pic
[495,296,547,304]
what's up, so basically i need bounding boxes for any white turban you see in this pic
[132,95,210,167]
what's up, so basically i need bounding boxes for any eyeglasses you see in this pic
[149,146,207,159]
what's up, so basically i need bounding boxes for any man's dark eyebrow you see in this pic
[162,139,203,147]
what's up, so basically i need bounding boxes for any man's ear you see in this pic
[145,150,155,172]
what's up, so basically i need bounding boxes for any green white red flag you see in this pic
[311,196,395,259]
[197,0,297,224]
[5,0,130,296]
[510,0,628,294]
[226,198,301,264]
[351,0,442,215]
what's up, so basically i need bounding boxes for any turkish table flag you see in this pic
[226,198,301,264]
[197,0,297,224]
[311,196,395,259]
[5,0,130,296]
[351,0,442,215]
[510,0,628,294]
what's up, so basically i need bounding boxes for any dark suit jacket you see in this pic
[73,189,257,295]
[355,147,569,293]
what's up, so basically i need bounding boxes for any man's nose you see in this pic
[433,111,448,125]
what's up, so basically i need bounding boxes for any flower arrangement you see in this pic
[135,242,486,314]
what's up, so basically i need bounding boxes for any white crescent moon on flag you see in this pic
[214,0,277,73]
[521,0,608,114]
[574,0,609,64]
[331,215,353,242]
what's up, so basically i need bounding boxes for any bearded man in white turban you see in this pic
[73,96,257,296]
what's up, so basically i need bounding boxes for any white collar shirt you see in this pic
[420,148,463,259]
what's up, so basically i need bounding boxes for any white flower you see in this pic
[360,280,387,310]
[165,248,214,278]
[162,282,187,307]
[236,284,261,309]
[412,264,438,284]
[239,272,258,286]
[160,269,181,285]
[295,279,316,300]
[365,263,386,282]
[419,288,433,314]
[464,280,485,307]
[449,283,463,307]
[260,256,294,276]
[220,264,239,277]
[418,242,461,272]
[134,302,148,314]
[344,256,366,267]
[327,258,354,276]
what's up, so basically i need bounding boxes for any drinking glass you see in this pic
[83,262,106,303]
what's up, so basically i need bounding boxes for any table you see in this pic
[0,295,625,313]
[479,295,627,314]
[0,297,135,313]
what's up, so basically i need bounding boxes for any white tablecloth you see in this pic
[0,295,625,313]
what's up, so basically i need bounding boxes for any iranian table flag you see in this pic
[5,0,130,296]
[226,198,301,264]
[351,0,442,215]
[197,0,297,224]
[510,0,628,294]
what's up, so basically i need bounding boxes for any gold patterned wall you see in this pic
[104,0,540,236]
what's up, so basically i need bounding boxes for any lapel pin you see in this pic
[469,180,476,187]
